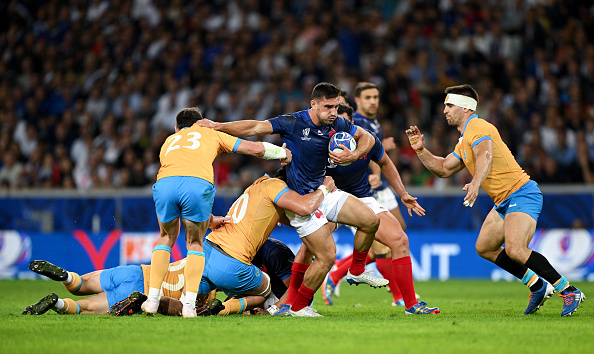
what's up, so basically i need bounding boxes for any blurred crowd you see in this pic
[1,0,594,191]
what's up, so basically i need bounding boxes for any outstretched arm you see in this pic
[196,119,274,137]
[377,154,425,217]
[406,125,465,178]
[235,141,292,165]
[275,177,336,216]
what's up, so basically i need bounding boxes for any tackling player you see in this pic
[197,82,390,317]
[323,104,440,315]
[23,257,211,315]
[143,107,291,318]
[407,84,584,316]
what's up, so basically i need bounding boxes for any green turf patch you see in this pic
[2,280,593,353]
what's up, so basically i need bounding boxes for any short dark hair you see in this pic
[340,89,348,100]
[273,166,287,181]
[311,82,340,101]
[354,82,379,97]
[337,104,354,120]
[444,84,479,103]
[176,107,203,129]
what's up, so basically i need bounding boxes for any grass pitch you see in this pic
[1,279,592,353]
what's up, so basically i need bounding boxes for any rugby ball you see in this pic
[329,132,356,166]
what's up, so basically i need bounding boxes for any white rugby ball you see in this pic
[328,132,356,166]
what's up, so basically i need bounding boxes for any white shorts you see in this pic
[347,196,388,235]
[285,189,350,238]
[374,187,398,210]
[358,197,389,215]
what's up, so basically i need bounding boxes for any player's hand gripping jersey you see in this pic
[208,176,291,265]
[157,125,241,184]
[452,115,530,205]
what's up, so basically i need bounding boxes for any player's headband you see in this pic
[444,93,477,111]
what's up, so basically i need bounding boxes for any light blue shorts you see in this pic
[99,265,144,307]
[153,176,215,223]
[199,240,264,296]
[495,180,543,221]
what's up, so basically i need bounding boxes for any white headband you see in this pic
[444,93,477,111]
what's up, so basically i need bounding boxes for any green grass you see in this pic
[1,280,593,353]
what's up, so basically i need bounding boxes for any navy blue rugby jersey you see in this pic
[269,110,357,195]
[252,237,294,300]
[326,131,384,198]
[352,111,390,191]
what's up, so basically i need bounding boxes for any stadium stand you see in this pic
[1,0,593,190]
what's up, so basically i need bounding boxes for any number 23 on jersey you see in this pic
[164,132,202,156]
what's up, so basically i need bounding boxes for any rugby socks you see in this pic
[63,272,82,293]
[147,246,172,300]
[391,256,417,308]
[218,298,245,316]
[55,298,80,314]
[291,284,316,312]
[335,254,353,270]
[376,256,403,302]
[183,251,206,308]
[521,270,544,292]
[524,251,570,292]
[349,249,369,276]
[330,254,373,284]
[286,262,309,306]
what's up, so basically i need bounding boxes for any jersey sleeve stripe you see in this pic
[452,151,462,161]
[472,136,492,148]
[274,187,291,203]
[377,147,385,161]
[349,126,358,137]
[232,138,242,153]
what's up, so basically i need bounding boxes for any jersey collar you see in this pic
[461,114,478,138]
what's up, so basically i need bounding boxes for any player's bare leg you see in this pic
[336,196,387,288]
[477,209,566,314]
[180,217,209,318]
[285,223,335,317]
[505,212,584,316]
[73,292,110,314]
[142,217,180,315]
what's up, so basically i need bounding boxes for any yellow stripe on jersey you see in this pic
[142,259,186,300]
[453,115,530,205]
[208,176,290,265]
[156,125,240,184]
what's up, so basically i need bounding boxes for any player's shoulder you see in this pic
[253,175,288,190]
[469,116,494,130]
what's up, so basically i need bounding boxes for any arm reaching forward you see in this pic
[406,125,465,178]
[196,119,274,137]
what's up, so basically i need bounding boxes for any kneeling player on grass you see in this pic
[131,169,334,317]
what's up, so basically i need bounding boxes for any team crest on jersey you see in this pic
[317,129,323,136]
[301,128,311,141]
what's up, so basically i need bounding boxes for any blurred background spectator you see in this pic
[0,0,593,190]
